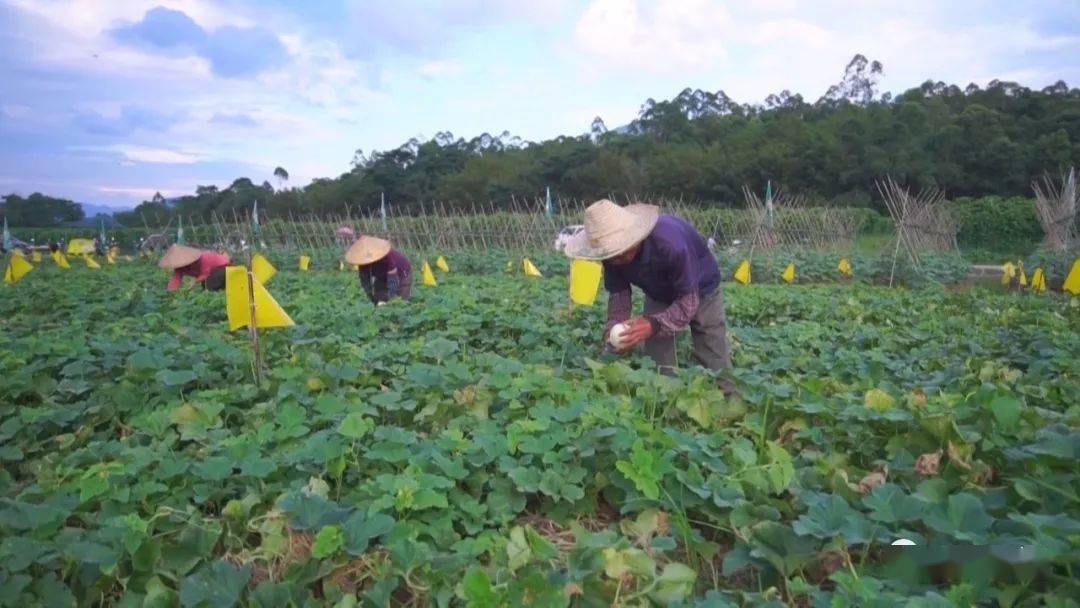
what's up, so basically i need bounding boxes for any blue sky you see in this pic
[1,0,1078,208]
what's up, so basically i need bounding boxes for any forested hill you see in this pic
[26,56,1080,227]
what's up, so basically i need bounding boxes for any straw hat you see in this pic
[344,236,392,266]
[158,244,203,269]
[564,199,660,260]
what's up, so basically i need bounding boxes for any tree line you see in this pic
[5,56,1079,228]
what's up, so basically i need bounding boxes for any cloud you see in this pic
[109,6,287,78]
[418,60,463,78]
[115,145,203,164]
[109,6,206,54]
[203,25,287,77]
[74,105,182,136]
[573,0,731,74]
[211,112,257,127]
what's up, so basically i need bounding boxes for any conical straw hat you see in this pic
[344,236,392,265]
[564,200,660,260]
[158,244,202,269]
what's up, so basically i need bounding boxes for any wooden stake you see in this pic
[246,248,263,387]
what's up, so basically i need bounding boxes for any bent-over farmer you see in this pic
[565,199,731,381]
[345,236,412,305]
[160,244,231,292]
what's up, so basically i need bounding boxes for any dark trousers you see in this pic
[642,289,731,372]
[203,266,227,291]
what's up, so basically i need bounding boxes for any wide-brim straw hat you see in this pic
[344,236,392,266]
[158,244,202,269]
[564,199,660,260]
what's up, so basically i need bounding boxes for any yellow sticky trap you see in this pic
[781,263,795,283]
[225,266,294,331]
[1031,268,1046,294]
[733,260,750,285]
[4,255,33,284]
[1063,259,1080,295]
[1019,270,1027,287]
[299,255,310,271]
[66,238,94,255]
[522,258,543,277]
[505,260,513,274]
[838,258,853,277]
[251,253,276,283]
[52,251,71,268]
[569,259,602,306]
[421,261,437,286]
[1000,262,1016,285]
[32,251,42,263]
[106,253,116,264]
[436,256,450,273]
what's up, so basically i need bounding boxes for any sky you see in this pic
[1,0,1078,208]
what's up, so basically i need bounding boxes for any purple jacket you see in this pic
[602,215,720,303]
[358,249,412,303]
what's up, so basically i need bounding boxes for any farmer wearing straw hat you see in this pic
[345,236,413,304]
[565,199,731,378]
[160,244,231,292]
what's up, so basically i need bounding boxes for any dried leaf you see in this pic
[858,471,887,495]
[914,450,943,476]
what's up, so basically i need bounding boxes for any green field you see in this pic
[0,261,1077,607]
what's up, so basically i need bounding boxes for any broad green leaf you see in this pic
[311,525,344,559]
[337,412,374,440]
[924,493,994,543]
[179,560,251,608]
[652,563,696,605]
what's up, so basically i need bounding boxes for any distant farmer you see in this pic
[159,244,231,292]
[336,226,356,246]
[564,199,731,381]
[345,236,412,305]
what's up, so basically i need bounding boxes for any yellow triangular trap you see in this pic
[1031,268,1046,294]
[569,259,603,306]
[436,256,450,273]
[421,261,437,286]
[32,251,42,263]
[66,238,94,255]
[52,251,71,269]
[299,255,310,271]
[1000,262,1015,285]
[1063,259,1080,295]
[85,256,101,269]
[4,255,33,285]
[1019,270,1027,287]
[106,253,116,264]
[733,259,750,285]
[838,258,853,277]
[523,258,543,277]
[251,253,276,283]
[781,263,795,284]
[225,266,294,331]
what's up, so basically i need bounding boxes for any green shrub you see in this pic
[950,196,1042,254]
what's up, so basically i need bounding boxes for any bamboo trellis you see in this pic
[1032,167,1077,252]
[134,195,876,266]
[741,184,859,251]
[877,177,959,286]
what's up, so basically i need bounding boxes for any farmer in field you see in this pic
[345,236,413,305]
[565,199,731,380]
[160,244,231,291]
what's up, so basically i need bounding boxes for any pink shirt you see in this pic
[167,252,231,291]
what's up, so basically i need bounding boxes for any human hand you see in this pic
[620,317,654,349]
